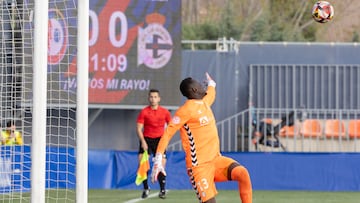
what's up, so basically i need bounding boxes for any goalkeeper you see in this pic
[151,73,252,203]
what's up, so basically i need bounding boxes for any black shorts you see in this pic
[138,137,166,157]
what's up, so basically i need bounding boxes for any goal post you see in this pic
[76,0,89,202]
[0,0,88,202]
[31,0,48,202]
[33,0,89,202]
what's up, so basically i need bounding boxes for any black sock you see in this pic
[143,179,149,190]
[158,173,166,191]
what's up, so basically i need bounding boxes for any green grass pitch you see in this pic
[89,190,360,203]
[1,190,360,202]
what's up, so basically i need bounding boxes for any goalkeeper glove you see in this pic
[151,153,166,183]
[205,72,216,87]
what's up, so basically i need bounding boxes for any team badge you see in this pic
[172,116,180,124]
[138,13,173,69]
[48,9,68,65]
[199,116,209,126]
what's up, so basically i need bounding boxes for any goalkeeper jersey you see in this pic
[157,86,220,168]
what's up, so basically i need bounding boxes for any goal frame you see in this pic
[31,0,88,202]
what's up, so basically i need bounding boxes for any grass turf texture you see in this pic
[1,190,360,202]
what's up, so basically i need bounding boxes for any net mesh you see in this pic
[0,0,78,202]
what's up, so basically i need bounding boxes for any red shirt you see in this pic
[137,106,171,138]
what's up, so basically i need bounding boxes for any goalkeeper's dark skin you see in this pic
[182,76,252,203]
[152,73,252,203]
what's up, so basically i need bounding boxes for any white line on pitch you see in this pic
[123,190,169,203]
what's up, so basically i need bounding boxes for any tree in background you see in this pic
[182,0,360,43]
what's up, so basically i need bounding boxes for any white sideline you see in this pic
[123,190,170,203]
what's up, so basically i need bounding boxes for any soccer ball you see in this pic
[311,1,334,23]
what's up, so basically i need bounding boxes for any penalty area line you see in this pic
[123,190,170,203]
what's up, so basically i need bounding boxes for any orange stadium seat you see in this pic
[348,120,360,139]
[279,125,299,137]
[324,119,346,139]
[300,119,322,138]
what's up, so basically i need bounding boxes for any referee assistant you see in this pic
[136,89,171,199]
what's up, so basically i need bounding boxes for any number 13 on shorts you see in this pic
[189,166,218,202]
[197,178,209,191]
[195,177,217,201]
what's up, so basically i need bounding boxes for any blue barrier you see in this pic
[91,151,360,191]
[0,146,75,193]
[0,146,31,193]
[223,152,360,191]
[2,147,360,191]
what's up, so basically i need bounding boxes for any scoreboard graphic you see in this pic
[25,0,182,108]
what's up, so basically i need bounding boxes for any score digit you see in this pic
[109,11,128,48]
[89,10,98,46]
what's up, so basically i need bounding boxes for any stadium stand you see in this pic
[348,120,360,139]
[279,124,299,137]
[300,119,323,138]
[324,119,346,139]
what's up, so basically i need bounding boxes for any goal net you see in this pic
[0,0,88,202]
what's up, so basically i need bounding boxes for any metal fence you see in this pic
[250,64,360,110]
[169,63,360,152]
[168,108,360,152]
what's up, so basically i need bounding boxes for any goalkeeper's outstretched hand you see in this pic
[151,153,166,183]
[205,72,216,87]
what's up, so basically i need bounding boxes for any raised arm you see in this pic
[203,72,216,106]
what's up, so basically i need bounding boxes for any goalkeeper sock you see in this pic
[143,179,149,190]
[158,172,166,191]
[231,165,252,203]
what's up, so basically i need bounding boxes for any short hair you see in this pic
[179,77,193,98]
[6,120,15,128]
[148,89,160,96]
